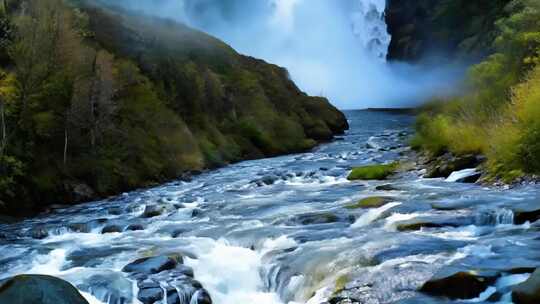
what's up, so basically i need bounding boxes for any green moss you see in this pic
[345,196,393,209]
[334,274,349,294]
[347,163,398,181]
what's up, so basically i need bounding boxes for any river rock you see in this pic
[513,203,540,224]
[420,268,498,299]
[287,212,341,225]
[425,153,483,178]
[122,256,178,274]
[192,289,212,304]
[141,204,173,218]
[101,225,123,234]
[28,226,49,239]
[512,268,540,304]
[137,287,163,304]
[375,184,399,191]
[67,223,91,233]
[0,275,89,304]
[125,224,145,231]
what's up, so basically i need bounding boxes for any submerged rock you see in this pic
[0,275,89,304]
[287,212,342,225]
[420,268,498,299]
[345,197,394,209]
[141,204,174,218]
[125,224,144,231]
[375,184,399,191]
[512,268,540,304]
[28,226,49,239]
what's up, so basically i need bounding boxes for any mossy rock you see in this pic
[346,197,394,209]
[347,163,398,181]
[334,274,350,294]
[0,275,89,304]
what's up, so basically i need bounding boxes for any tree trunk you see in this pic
[63,126,68,166]
[0,100,6,157]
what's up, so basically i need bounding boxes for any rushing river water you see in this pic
[1,111,540,304]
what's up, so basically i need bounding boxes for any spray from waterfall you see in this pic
[99,0,464,109]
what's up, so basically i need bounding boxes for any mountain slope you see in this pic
[0,0,348,217]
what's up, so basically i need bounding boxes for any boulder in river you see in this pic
[375,184,399,191]
[420,268,498,299]
[0,274,89,304]
[141,204,174,218]
[345,196,394,209]
[512,268,540,304]
[122,255,179,275]
[425,153,483,179]
[28,226,49,239]
[513,203,540,225]
[101,225,123,234]
[288,212,341,225]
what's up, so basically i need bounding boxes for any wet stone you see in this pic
[420,268,498,299]
[122,256,178,275]
[67,223,91,233]
[101,225,123,234]
[125,224,144,231]
[512,268,540,304]
[137,287,163,304]
[28,227,49,239]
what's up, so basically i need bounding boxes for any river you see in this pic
[1,111,539,304]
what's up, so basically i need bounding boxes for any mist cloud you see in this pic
[105,0,465,109]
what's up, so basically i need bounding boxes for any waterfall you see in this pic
[350,0,390,59]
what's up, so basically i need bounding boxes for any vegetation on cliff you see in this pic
[411,0,540,182]
[0,0,348,216]
[386,0,512,61]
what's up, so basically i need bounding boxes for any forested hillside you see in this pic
[0,0,348,216]
[403,0,540,182]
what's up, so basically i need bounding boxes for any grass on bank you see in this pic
[412,0,540,182]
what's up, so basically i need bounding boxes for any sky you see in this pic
[105,0,464,109]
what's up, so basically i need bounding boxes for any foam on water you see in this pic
[446,168,478,182]
[352,202,402,228]
[186,239,284,304]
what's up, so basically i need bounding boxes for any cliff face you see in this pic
[0,1,348,217]
[386,0,511,62]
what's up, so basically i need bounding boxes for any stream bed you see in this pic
[1,111,539,304]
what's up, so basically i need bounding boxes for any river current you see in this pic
[1,111,539,304]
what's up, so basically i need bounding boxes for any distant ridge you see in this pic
[360,108,417,114]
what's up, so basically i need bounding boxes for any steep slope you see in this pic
[386,0,511,61]
[0,0,348,217]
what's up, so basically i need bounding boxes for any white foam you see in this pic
[261,236,298,255]
[186,239,284,304]
[383,212,424,231]
[352,202,401,228]
[446,168,478,182]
